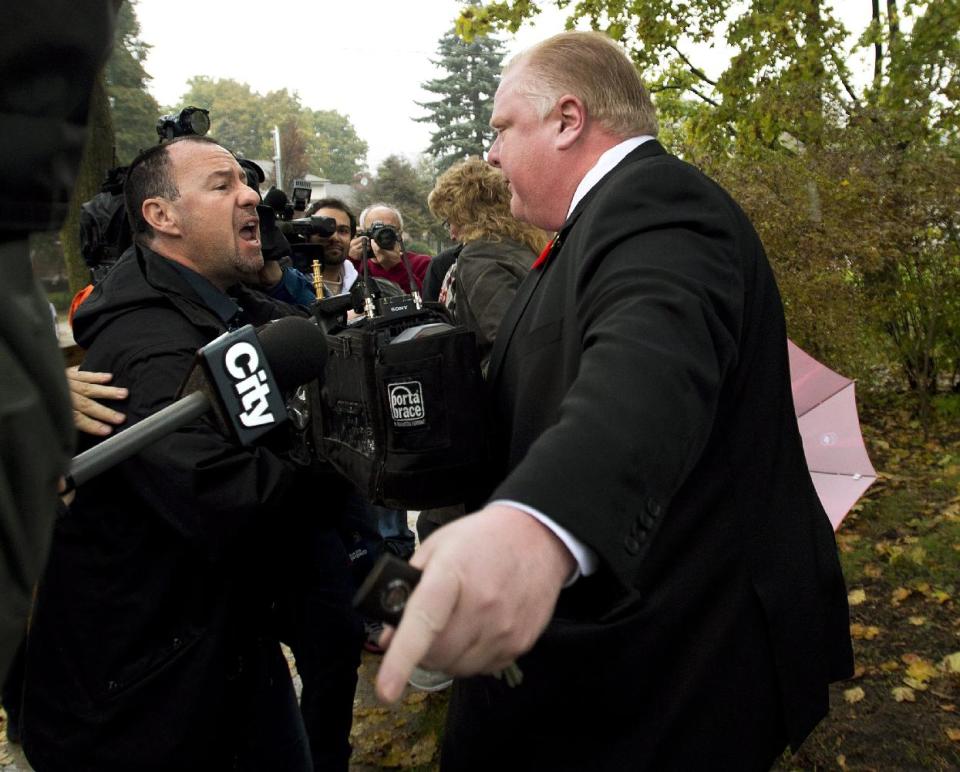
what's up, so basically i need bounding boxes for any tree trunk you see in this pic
[872,0,883,89]
[61,66,116,295]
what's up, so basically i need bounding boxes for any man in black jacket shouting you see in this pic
[21,136,357,772]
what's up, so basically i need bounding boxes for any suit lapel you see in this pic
[487,244,552,385]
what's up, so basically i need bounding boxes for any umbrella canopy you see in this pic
[788,340,877,530]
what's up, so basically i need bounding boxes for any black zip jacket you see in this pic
[22,247,319,771]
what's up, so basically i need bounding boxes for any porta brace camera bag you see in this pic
[311,302,492,510]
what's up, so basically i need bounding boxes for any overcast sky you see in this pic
[134,1,874,172]
[134,0,577,169]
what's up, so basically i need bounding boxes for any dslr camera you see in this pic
[156,106,210,142]
[360,221,400,251]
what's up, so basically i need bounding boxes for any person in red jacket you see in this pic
[348,203,430,294]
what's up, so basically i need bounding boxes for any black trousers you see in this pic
[234,640,312,772]
[273,520,363,772]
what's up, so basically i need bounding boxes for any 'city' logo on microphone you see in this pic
[388,381,426,428]
[224,341,276,428]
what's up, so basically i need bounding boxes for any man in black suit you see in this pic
[377,31,853,769]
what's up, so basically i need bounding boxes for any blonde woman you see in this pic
[427,157,549,371]
[415,160,549,548]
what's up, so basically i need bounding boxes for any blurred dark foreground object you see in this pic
[0,1,116,684]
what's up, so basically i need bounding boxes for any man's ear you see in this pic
[142,197,181,237]
[554,94,586,151]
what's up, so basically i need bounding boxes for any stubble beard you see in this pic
[323,245,347,265]
[231,246,264,278]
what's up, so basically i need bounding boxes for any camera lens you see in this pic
[374,226,397,251]
[184,108,210,137]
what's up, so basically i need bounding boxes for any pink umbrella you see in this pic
[788,340,877,530]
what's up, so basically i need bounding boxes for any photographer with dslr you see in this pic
[348,204,430,294]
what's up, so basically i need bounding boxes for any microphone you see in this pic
[65,316,327,490]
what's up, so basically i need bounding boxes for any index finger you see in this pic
[66,366,116,384]
[375,561,461,703]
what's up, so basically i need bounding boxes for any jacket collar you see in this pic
[558,139,667,243]
[166,259,241,327]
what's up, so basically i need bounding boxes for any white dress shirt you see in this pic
[491,134,656,583]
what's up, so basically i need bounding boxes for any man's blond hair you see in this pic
[507,31,658,138]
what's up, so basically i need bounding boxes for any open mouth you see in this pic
[239,217,260,245]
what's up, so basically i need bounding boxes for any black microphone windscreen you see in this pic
[258,316,328,392]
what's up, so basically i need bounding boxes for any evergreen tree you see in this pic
[106,0,160,165]
[417,11,505,171]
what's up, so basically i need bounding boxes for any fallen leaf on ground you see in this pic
[940,703,958,712]
[891,586,912,605]
[892,686,916,702]
[848,588,867,606]
[850,623,881,640]
[880,660,901,672]
[844,686,866,704]
[877,543,904,561]
[942,652,960,673]
[864,563,883,579]
[906,658,939,685]
[909,616,927,626]
[945,727,960,742]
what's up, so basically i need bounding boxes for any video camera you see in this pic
[284,215,337,240]
[308,241,491,508]
[156,106,210,143]
[290,179,312,213]
[279,215,338,273]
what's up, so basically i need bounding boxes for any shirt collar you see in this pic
[343,259,359,291]
[566,135,656,220]
[168,260,242,326]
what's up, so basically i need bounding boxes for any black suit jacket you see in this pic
[443,141,852,770]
